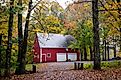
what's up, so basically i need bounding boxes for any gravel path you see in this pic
[37,62,74,72]
[11,62,121,80]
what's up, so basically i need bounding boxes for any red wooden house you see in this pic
[33,33,80,63]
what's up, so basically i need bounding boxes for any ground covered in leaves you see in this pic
[11,69,121,80]
[7,62,121,80]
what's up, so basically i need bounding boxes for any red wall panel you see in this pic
[42,48,80,62]
[33,35,40,63]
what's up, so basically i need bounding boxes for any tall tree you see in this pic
[15,0,41,74]
[99,0,121,52]
[17,0,33,74]
[0,34,2,76]
[117,0,121,51]
[5,0,14,76]
[64,1,93,61]
[92,0,101,69]
[15,0,23,74]
[89,45,93,60]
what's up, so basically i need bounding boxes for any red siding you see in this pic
[33,35,40,63]
[42,48,80,62]
[42,48,66,62]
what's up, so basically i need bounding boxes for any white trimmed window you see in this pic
[47,53,51,58]
[35,52,38,54]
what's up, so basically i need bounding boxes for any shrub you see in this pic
[84,64,93,69]
[82,61,121,69]
[101,61,121,68]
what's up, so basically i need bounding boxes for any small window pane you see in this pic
[47,53,51,58]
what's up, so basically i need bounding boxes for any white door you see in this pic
[68,53,77,61]
[57,53,66,61]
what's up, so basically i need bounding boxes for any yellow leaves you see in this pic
[45,15,61,25]
[23,0,29,5]
[84,4,89,7]
[85,20,92,27]
[99,6,104,11]
[99,1,120,38]
[108,27,119,36]
[0,24,8,34]
[32,14,63,33]
[46,26,63,33]
[0,12,8,34]
[12,44,18,53]
[60,29,66,34]
[28,40,34,44]
[83,3,90,10]
[32,29,42,33]
[117,51,121,57]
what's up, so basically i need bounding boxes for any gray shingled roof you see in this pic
[37,33,75,48]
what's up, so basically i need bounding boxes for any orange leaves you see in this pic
[63,20,76,30]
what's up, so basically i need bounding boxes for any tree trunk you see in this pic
[117,0,121,51]
[84,46,87,61]
[80,49,83,61]
[0,34,2,76]
[120,28,121,51]
[101,40,104,60]
[114,45,116,58]
[102,49,105,61]
[18,0,32,74]
[92,0,101,70]
[107,46,109,60]
[5,0,14,77]
[15,0,23,74]
[89,46,93,61]
[113,35,116,58]
[104,40,106,60]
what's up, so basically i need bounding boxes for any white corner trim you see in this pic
[40,48,42,62]
[42,54,46,62]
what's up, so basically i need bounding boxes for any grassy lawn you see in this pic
[84,60,121,69]
[26,60,121,71]
[26,63,44,71]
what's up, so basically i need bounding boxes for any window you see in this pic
[35,52,37,54]
[47,53,51,58]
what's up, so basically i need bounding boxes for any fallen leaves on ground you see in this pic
[10,62,121,80]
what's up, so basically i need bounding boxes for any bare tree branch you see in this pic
[74,0,92,4]
[30,16,45,30]
[30,0,42,12]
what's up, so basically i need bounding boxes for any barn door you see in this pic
[42,54,46,62]
[57,53,66,61]
[68,53,77,61]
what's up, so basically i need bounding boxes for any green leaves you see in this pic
[68,20,93,50]
[31,0,64,34]
[14,5,24,14]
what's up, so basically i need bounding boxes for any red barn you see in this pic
[33,33,80,63]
